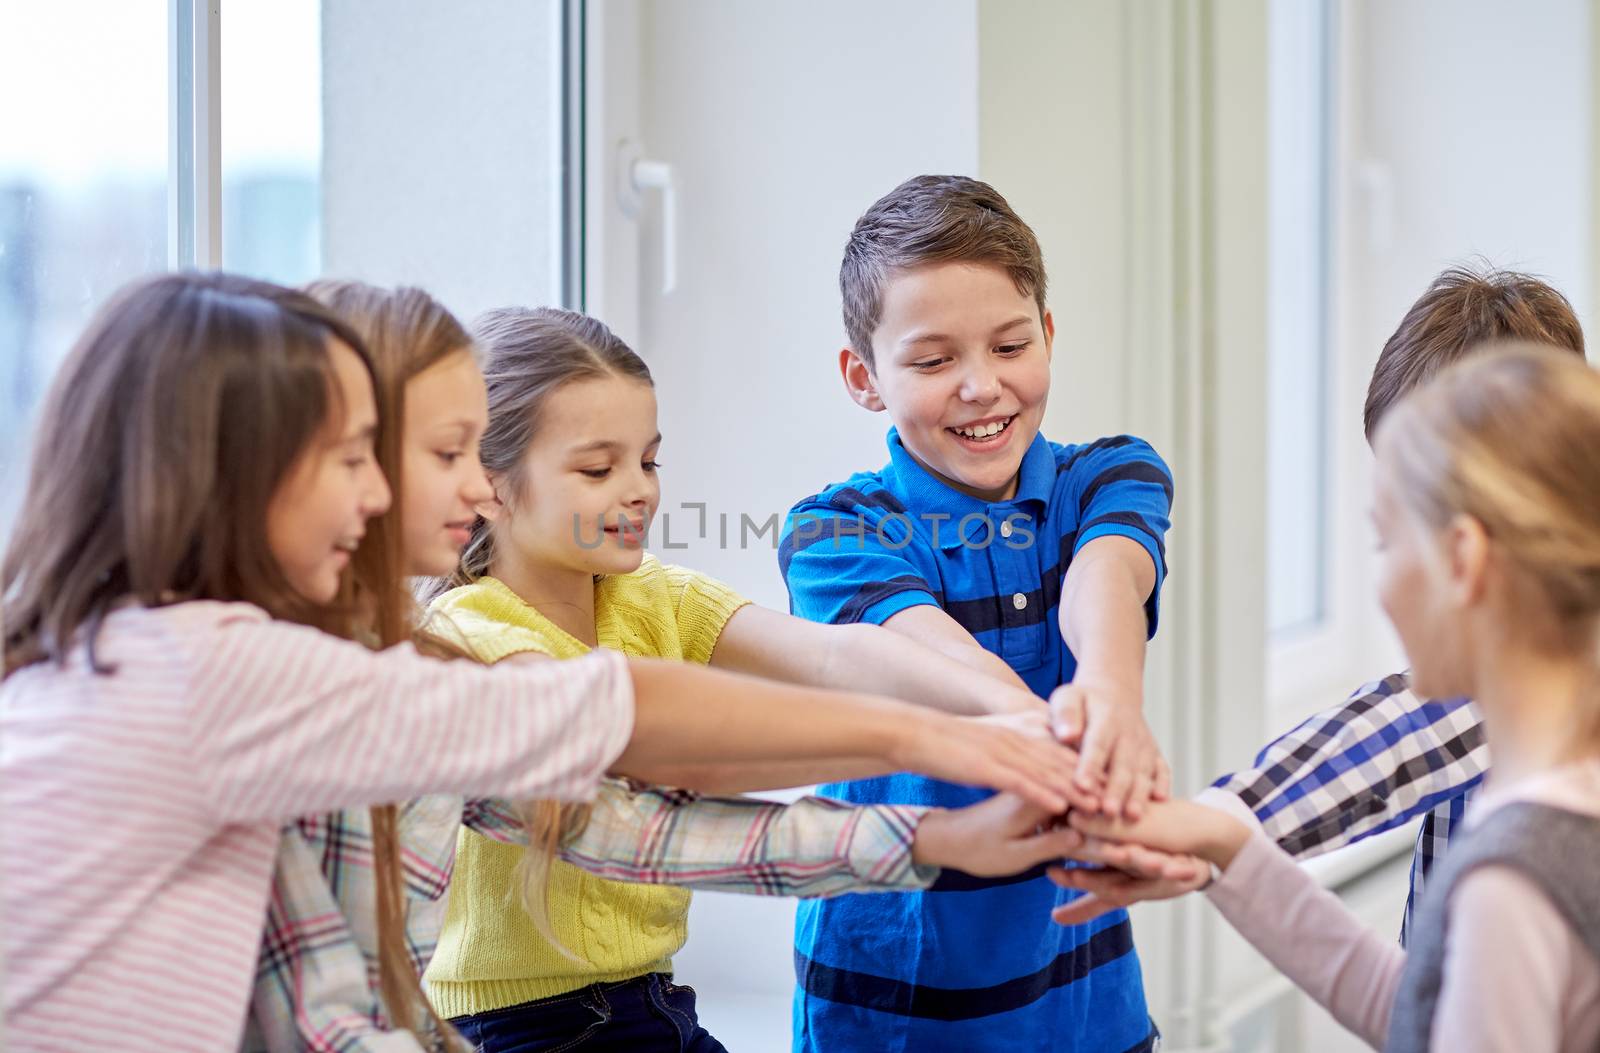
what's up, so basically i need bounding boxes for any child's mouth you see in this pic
[947,415,1016,447]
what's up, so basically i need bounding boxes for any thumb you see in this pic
[1016,826,1084,868]
[1050,686,1087,744]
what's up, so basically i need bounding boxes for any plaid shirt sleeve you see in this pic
[245,827,438,1053]
[1210,671,1488,944]
[247,785,936,1051]
[1212,672,1487,855]
[552,779,939,896]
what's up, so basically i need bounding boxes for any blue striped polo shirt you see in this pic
[779,427,1173,1053]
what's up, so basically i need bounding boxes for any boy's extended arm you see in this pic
[1056,535,1166,818]
[1210,673,1488,860]
[880,604,1034,690]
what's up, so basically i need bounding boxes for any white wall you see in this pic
[594,4,982,1047]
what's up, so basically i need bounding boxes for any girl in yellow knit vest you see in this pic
[423,308,1067,1051]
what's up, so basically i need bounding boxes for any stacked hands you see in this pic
[908,682,1251,922]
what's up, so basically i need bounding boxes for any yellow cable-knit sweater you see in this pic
[421,555,749,1018]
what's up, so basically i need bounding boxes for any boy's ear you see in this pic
[1042,310,1055,363]
[840,347,885,412]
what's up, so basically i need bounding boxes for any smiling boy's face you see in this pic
[842,261,1053,503]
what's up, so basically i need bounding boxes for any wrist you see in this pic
[884,706,939,770]
[1199,813,1252,870]
[1069,668,1143,704]
[910,808,952,868]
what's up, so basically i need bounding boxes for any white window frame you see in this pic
[1265,0,1396,728]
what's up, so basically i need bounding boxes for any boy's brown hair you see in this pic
[840,175,1046,370]
[1364,265,1585,440]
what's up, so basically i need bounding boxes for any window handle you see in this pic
[617,140,678,295]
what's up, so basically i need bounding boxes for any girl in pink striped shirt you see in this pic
[0,273,1080,1052]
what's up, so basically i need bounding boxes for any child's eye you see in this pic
[995,343,1028,356]
[642,460,662,473]
[579,467,612,479]
[436,451,463,466]
[911,358,947,371]
[343,454,371,471]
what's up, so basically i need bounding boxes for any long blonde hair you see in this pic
[1377,344,1600,737]
[303,280,472,1049]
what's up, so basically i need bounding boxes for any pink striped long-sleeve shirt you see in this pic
[0,601,633,1052]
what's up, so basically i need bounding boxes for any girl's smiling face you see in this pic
[400,349,495,577]
[265,339,393,604]
[486,372,662,578]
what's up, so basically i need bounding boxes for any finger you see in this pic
[1061,779,1101,814]
[1067,810,1139,843]
[1050,687,1086,745]
[1119,844,1204,883]
[994,747,1069,814]
[1047,865,1135,899]
[1073,719,1112,794]
[1013,827,1085,869]
[1019,736,1080,805]
[1151,757,1172,802]
[1102,747,1137,819]
[1051,893,1118,927]
[1123,763,1154,822]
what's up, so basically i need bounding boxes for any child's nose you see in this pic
[364,464,394,517]
[464,464,495,504]
[960,365,1003,403]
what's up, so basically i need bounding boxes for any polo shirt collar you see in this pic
[883,427,1053,549]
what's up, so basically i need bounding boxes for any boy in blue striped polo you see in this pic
[778,174,1174,1052]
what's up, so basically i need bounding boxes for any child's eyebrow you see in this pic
[570,434,663,456]
[339,423,378,446]
[569,439,623,455]
[900,332,954,349]
[991,316,1035,335]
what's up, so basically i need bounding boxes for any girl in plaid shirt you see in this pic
[246,285,1095,1052]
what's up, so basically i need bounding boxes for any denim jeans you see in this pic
[449,973,730,1053]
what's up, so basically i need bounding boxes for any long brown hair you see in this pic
[304,280,472,1048]
[421,306,651,953]
[3,272,375,675]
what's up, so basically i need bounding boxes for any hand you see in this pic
[1048,681,1171,819]
[965,710,1104,812]
[891,712,1078,814]
[1047,846,1210,926]
[1067,797,1251,868]
[912,793,1082,876]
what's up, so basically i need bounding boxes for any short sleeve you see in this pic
[1058,436,1173,634]
[658,561,752,665]
[423,602,559,665]
[778,502,941,627]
